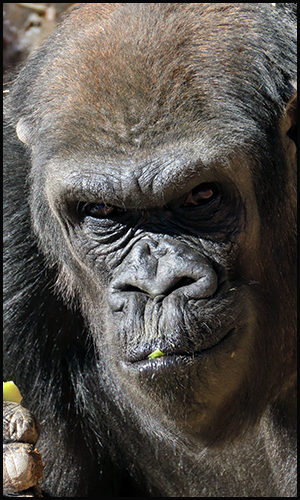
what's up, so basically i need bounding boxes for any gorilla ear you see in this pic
[16,118,30,144]
[281,89,297,164]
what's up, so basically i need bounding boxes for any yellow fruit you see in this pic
[148,349,165,359]
[3,381,23,404]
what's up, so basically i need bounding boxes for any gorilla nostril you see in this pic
[122,284,145,294]
[121,277,197,297]
[166,277,196,295]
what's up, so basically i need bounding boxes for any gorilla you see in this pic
[3,3,297,497]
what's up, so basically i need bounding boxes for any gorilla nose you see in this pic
[108,238,218,310]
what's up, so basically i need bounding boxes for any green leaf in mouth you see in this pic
[148,349,166,359]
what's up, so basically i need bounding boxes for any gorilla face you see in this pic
[26,135,263,440]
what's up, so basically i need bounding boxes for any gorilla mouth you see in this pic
[129,327,236,367]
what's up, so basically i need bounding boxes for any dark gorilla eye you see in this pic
[80,202,123,218]
[184,183,218,206]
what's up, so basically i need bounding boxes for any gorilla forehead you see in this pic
[11,4,285,152]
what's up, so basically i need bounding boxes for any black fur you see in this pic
[4,4,297,496]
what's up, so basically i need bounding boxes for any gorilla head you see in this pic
[4,3,297,497]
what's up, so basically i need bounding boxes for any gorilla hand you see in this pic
[3,401,43,497]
